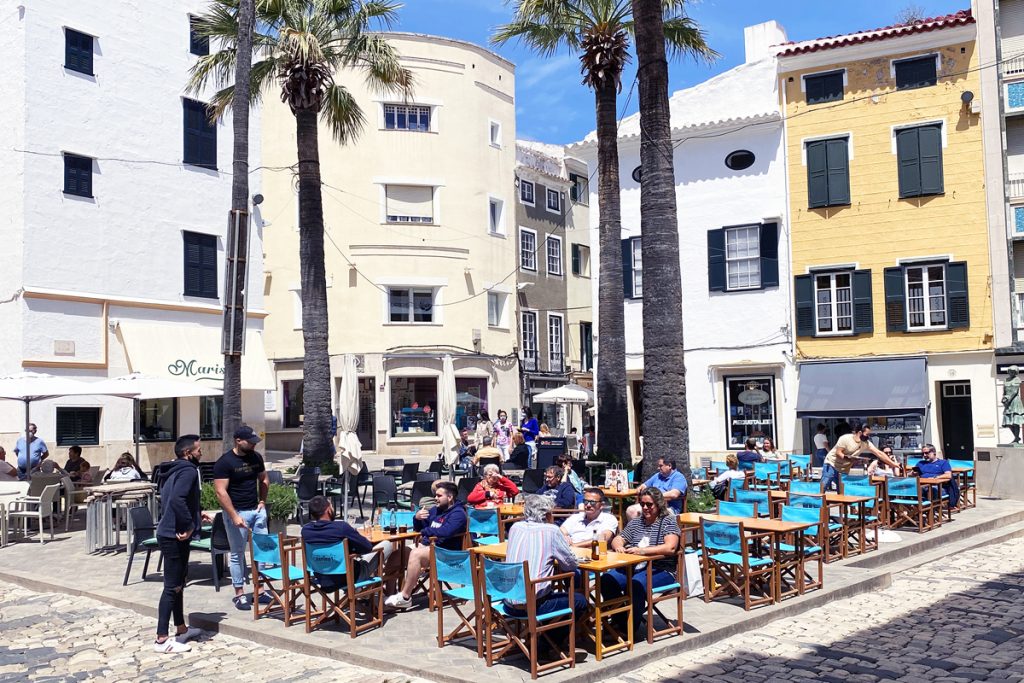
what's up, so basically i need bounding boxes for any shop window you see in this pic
[200,396,223,440]
[139,397,177,442]
[391,376,438,437]
[283,380,303,428]
[725,377,776,450]
[455,377,488,432]
[56,407,100,446]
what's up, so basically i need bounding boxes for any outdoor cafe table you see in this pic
[471,542,649,661]
[82,481,157,553]
[600,487,638,522]
[360,526,421,584]
[767,490,875,558]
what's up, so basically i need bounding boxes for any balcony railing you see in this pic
[521,354,538,372]
[1010,173,1024,199]
[1004,53,1024,79]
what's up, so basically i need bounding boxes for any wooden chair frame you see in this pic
[301,538,385,638]
[431,545,480,653]
[776,506,823,597]
[643,550,685,644]
[700,520,776,611]
[886,477,937,533]
[250,532,305,627]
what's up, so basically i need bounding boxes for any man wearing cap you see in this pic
[213,425,270,610]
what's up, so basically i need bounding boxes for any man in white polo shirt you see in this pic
[561,487,618,547]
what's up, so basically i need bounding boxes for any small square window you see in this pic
[189,16,210,56]
[389,288,435,324]
[895,55,937,90]
[546,188,561,213]
[520,180,535,205]
[63,154,93,198]
[488,198,504,234]
[489,121,502,146]
[56,407,100,446]
[487,292,506,327]
[805,70,844,105]
[65,29,94,76]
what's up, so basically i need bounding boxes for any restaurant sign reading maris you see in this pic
[168,358,225,383]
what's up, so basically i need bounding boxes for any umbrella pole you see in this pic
[343,475,350,522]
[23,399,31,481]
[134,397,141,464]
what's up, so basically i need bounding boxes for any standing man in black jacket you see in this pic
[152,434,210,654]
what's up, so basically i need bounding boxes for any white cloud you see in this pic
[516,53,579,90]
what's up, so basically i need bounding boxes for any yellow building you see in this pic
[780,10,997,458]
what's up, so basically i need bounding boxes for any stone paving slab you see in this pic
[1,499,1023,682]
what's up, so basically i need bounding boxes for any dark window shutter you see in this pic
[897,127,922,198]
[621,239,633,298]
[852,269,873,334]
[707,228,726,291]
[189,17,210,56]
[806,140,829,208]
[57,407,100,446]
[919,125,944,196]
[884,266,907,332]
[946,261,969,329]
[65,30,93,75]
[759,222,778,289]
[571,244,581,275]
[794,275,815,337]
[896,56,937,90]
[825,138,850,205]
[64,154,92,197]
[183,99,217,169]
[806,75,824,104]
[184,232,217,298]
[806,71,844,105]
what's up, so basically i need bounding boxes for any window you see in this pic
[183,98,217,170]
[291,288,303,330]
[724,377,776,450]
[631,166,643,183]
[56,407,100,446]
[200,396,223,440]
[548,314,564,372]
[65,29,94,75]
[895,55,937,90]
[489,120,502,146]
[546,236,563,275]
[63,154,93,198]
[183,231,218,299]
[896,124,943,198]
[546,187,561,213]
[1015,206,1024,235]
[283,380,303,429]
[487,291,507,327]
[189,16,209,56]
[488,197,504,234]
[391,376,438,437]
[805,137,850,208]
[388,288,435,323]
[580,321,593,372]
[520,179,535,205]
[385,185,434,223]
[815,272,853,334]
[520,228,537,271]
[725,226,761,290]
[384,104,431,132]
[795,269,873,337]
[1008,82,1024,112]
[569,173,588,205]
[572,243,591,277]
[521,311,538,371]
[804,70,844,104]
[883,261,969,332]
[724,150,756,171]
[139,398,177,442]
[455,377,488,431]
[621,237,642,298]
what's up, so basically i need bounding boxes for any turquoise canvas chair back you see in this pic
[394,511,415,528]
[251,533,282,566]
[789,494,823,509]
[780,504,820,536]
[306,540,348,575]
[727,477,745,500]
[702,519,743,553]
[754,462,778,481]
[947,459,974,473]
[468,507,499,536]
[906,457,922,469]
[733,489,769,513]
[778,461,792,478]
[738,460,755,472]
[843,484,877,510]
[718,501,756,518]
[887,476,919,499]
[789,454,811,470]
[434,546,474,587]
[692,467,707,480]
[790,480,821,495]
[482,558,527,604]
[710,460,727,473]
[842,474,870,488]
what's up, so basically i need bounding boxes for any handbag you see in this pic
[683,551,704,597]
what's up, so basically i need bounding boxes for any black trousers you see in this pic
[157,536,191,637]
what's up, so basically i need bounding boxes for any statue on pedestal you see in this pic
[1002,366,1024,446]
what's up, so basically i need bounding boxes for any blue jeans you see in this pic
[223,507,268,589]
[600,567,676,632]
[814,448,828,468]
[820,463,842,492]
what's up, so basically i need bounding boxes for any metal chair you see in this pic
[8,483,61,544]
[371,475,398,521]
[456,477,480,504]
[123,506,160,585]
[521,469,545,494]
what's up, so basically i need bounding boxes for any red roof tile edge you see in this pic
[776,9,974,57]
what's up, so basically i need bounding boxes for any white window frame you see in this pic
[799,68,848,94]
[519,227,537,272]
[813,271,854,337]
[488,195,505,236]
[569,172,589,206]
[905,263,947,331]
[890,52,940,86]
[289,285,302,330]
[1006,81,1024,113]
[521,310,538,371]
[383,184,436,225]
[546,187,561,214]
[382,103,433,132]
[386,287,438,325]
[631,238,643,297]
[724,225,761,291]
[546,235,563,276]
[548,313,564,372]
[572,243,591,277]
[487,291,508,328]
[520,179,535,206]
[488,119,502,147]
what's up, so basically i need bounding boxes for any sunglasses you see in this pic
[640,501,656,508]
[583,499,602,506]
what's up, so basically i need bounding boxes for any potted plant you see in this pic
[266,483,298,534]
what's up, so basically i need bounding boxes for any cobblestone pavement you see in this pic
[604,536,1024,683]
[0,584,427,683]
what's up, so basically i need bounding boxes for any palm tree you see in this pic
[631,0,714,479]
[189,0,412,463]
[494,0,714,467]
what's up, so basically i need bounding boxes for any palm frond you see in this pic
[340,33,413,97]
[320,83,365,144]
[204,57,280,120]
[660,16,718,62]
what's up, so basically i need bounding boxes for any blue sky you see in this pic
[394,0,967,144]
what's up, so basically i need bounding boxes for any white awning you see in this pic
[117,322,275,391]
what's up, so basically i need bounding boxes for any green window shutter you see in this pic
[794,275,815,336]
[806,140,829,208]
[852,269,873,334]
[707,229,726,291]
[759,222,778,289]
[884,266,907,332]
[919,125,944,196]
[825,138,850,205]
[945,261,969,329]
[897,127,922,198]
[621,239,633,298]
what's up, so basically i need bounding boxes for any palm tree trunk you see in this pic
[632,0,690,479]
[294,108,333,464]
[595,77,630,463]
[221,0,254,452]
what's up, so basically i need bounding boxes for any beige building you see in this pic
[260,33,520,456]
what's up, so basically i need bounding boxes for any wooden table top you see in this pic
[499,503,524,516]
[678,512,814,534]
[359,528,421,544]
[80,481,156,494]
[470,542,650,572]
[768,491,873,504]
[599,487,638,498]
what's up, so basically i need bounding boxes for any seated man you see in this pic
[913,444,959,508]
[736,438,764,471]
[466,463,519,509]
[627,457,688,519]
[456,429,476,471]
[63,446,91,482]
[472,436,502,470]
[301,495,402,592]
[385,481,467,610]
[0,447,18,482]
[536,465,577,512]
[562,488,618,548]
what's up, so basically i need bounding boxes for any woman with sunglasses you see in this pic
[867,445,898,477]
[600,488,680,639]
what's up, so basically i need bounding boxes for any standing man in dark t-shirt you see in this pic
[213,425,270,611]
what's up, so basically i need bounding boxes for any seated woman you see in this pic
[507,432,531,469]
[555,453,586,496]
[539,423,552,438]
[104,452,148,482]
[466,463,520,509]
[760,437,783,461]
[600,488,680,639]
[710,453,745,500]
[867,445,898,477]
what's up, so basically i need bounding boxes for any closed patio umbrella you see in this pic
[337,354,362,520]
[439,355,458,472]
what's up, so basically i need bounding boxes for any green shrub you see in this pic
[266,483,298,521]
[688,487,716,513]
[200,482,220,511]
[303,458,339,477]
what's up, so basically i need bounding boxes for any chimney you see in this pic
[744,20,787,63]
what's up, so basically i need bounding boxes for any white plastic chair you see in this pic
[9,483,61,543]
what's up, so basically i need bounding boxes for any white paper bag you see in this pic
[683,551,704,598]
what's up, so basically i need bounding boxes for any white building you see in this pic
[0,0,270,470]
[570,22,799,461]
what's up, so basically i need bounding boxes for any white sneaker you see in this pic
[384,593,412,610]
[175,627,203,644]
[154,639,192,654]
